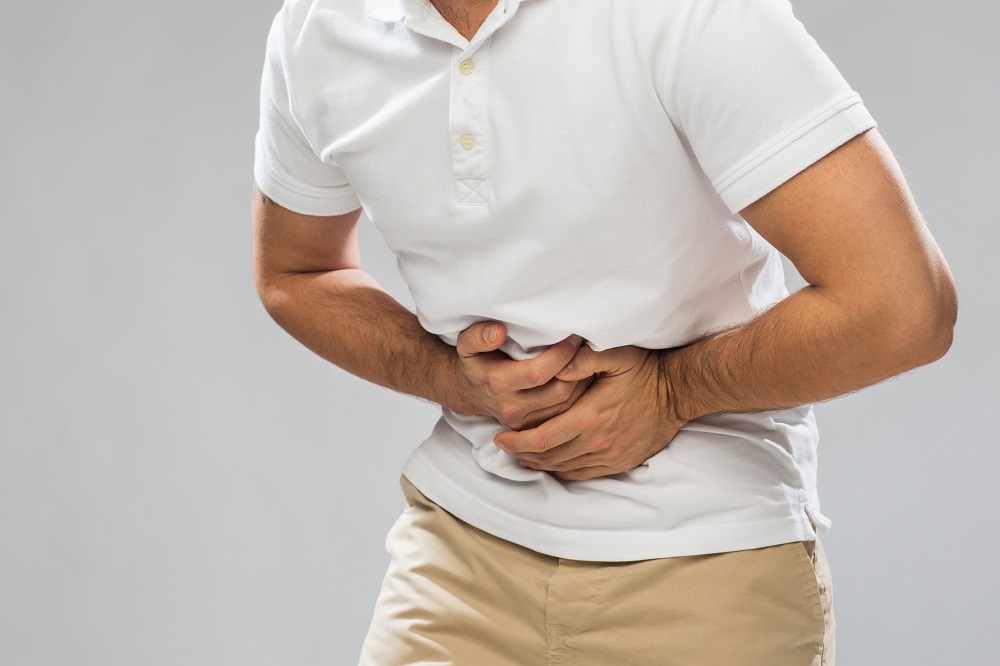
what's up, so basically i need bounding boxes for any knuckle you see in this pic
[496,403,518,422]
[523,367,546,387]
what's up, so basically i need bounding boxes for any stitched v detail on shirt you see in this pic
[457,178,487,205]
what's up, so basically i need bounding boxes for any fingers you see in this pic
[515,436,593,467]
[550,465,618,482]
[516,439,641,481]
[504,333,585,390]
[519,449,602,471]
[456,323,587,390]
[554,343,607,381]
[514,373,596,430]
[494,404,582,455]
[456,321,506,358]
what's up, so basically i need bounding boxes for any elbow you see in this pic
[911,306,956,367]
[889,268,959,368]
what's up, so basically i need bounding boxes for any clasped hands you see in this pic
[450,321,688,481]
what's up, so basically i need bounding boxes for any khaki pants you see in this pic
[358,474,836,665]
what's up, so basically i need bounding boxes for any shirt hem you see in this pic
[253,140,362,216]
[400,449,819,562]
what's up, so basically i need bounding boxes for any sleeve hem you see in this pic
[253,147,362,217]
[717,95,878,215]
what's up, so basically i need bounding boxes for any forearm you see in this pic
[663,283,952,422]
[259,268,466,412]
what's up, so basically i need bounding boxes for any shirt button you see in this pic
[459,58,475,75]
[460,133,476,150]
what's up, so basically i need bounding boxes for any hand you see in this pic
[493,344,689,481]
[451,322,599,431]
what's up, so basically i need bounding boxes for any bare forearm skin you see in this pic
[662,282,957,422]
[259,268,466,413]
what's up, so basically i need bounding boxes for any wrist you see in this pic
[435,347,477,416]
[659,347,705,423]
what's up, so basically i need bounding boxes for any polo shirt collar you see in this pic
[366,0,536,24]
[366,0,406,23]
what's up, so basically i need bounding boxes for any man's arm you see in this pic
[251,185,464,411]
[251,183,587,426]
[662,127,958,421]
[498,128,958,480]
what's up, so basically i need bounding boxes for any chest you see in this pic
[428,0,498,41]
[288,2,718,248]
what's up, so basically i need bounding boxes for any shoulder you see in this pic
[268,0,374,70]
[277,0,368,39]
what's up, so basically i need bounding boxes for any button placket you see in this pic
[450,41,491,205]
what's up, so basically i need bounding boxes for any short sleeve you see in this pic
[662,0,878,215]
[253,8,361,216]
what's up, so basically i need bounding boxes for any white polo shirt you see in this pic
[254,0,878,561]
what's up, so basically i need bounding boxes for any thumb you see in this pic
[554,343,604,381]
[456,320,507,357]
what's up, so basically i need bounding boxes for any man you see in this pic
[251,0,957,663]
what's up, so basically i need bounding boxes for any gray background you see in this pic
[1,0,995,663]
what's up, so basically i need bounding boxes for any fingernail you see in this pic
[485,323,497,343]
[558,361,573,375]
[569,334,583,345]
